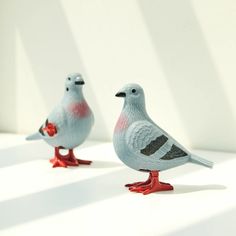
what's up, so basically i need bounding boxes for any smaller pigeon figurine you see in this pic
[26,73,94,168]
[113,84,213,195]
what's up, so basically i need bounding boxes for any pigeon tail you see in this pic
[26,132,42,141]
[190,155,213,168]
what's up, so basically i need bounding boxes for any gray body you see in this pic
[113,84,213,172]
[26,73,94,149]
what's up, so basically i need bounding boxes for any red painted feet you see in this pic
[62,149,92,166]
[50,147,67,168]
[49,148,92,168]
[126,171,173,195]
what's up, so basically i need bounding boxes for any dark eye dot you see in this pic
[132,89,136,93]
[66,88,69,91]
[68,77,71,80]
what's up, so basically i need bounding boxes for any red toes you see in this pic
[50,156,67,168]
[126,171,174,195]
[63,149,92,166]
[125,176,152,188]
[77,159,92,165]
[50,148,92,167]
[125,182,142,187]
[63,159,92,166]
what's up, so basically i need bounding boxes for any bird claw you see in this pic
[50,157,67,168]
[126,171,174,195]
[61,150,92,167]
[62,159,92,166]
[129,184,151,193]
[125,182,144,188]
[129,182,173,194]
[125,178,151,188]
[142,183,174,195]
[76,159,92,165]
[50,148,92,168]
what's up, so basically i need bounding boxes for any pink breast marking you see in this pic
[69,101,90,118]
[115,114,129,132]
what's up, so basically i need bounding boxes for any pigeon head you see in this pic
[65,73,85,93]
[115,84,145,109]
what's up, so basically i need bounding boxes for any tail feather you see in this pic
[190,155,213,168]
[26,132,42,141]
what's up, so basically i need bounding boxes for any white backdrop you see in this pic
[0,0,236,152]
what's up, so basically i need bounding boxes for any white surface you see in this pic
[0,134,235,236]
[1,0,236,151]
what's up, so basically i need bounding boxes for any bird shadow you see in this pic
[158,184,226,195]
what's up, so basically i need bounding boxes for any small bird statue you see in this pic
[113,84,213,195]
[26,73,94,168]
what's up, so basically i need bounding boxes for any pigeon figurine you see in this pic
[113,84,213,195]
[26,73,94,168]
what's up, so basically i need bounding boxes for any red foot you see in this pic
[127,171,173,195]
[77,159,92,165]
[50,156,67,168]
[62,149,92,167]
[49,148,92,168]
[50,148,67,168]
[125,175,152,188]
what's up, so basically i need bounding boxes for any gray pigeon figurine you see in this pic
[26,73,94,168]
[113,84,213,194]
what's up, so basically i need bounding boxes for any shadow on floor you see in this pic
[0,168,130,230]
[167,206,236,235]
[158,184,226,195]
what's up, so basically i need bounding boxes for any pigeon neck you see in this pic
[123,101,148,120]
[64,90,85,103]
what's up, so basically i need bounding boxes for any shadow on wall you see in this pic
[0,4,17,132]
[6,0,109,138]
[138,0,236,152]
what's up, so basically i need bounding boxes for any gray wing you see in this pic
[27,105,66,141]
[41,105,67,138]
[125,120,189,160]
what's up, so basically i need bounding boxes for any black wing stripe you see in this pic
[39,118,49,136]
[140,135,168,156]
[39,125,45,136]
[160,144,187,160]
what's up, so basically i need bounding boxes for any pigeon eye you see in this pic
[132,89,136,93]
[66,88,69,91]
[68,77,71,80]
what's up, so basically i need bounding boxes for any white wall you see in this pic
[0,0,236,152]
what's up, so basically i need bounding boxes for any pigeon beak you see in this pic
[75,80,85,85]
[115,92,126,97]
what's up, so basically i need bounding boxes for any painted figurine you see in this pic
[113,84,213,195]
[26,73,94,168]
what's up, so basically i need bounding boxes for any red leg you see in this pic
[50,147,67,168]
[128,171,173,195]
[62,149,92,166]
